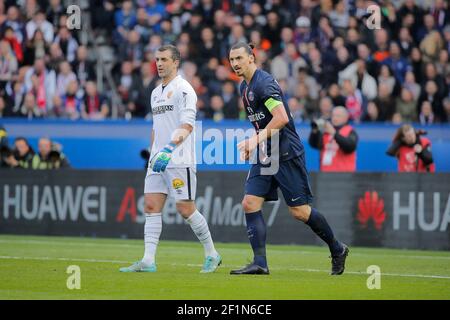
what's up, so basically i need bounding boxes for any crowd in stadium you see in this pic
[0,0,449,124]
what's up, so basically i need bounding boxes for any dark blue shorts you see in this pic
[245,153,313,207]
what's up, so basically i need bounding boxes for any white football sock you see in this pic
[185,210,218,258]
[142,213,162,265]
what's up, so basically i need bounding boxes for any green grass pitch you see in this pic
[0,235,449,300]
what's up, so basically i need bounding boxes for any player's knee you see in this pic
[144,200,160,213]
[289,205,311,222]
[241,197,260,213]
[176,201,195,218]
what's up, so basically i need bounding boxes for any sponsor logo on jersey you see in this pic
[152,105,174,115]
[248,112,266,122]
[172,178,185,190]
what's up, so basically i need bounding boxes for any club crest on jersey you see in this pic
[172,178,185,190]
[248,91,254,101]
[167,91,173,99]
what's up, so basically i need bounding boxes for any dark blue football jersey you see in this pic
[239,69,304,163]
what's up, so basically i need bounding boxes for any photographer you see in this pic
[0,126,14,168]
[386,124,435,172]
[309,106,358,172]
[31,137,71,169]
[4,137,36,169]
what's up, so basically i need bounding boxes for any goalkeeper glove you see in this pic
[150,142,176,172]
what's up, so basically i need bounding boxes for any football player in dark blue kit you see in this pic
[229,42,349,275]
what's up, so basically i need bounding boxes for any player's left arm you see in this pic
[238,96,288,156]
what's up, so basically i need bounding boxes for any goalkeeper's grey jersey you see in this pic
[150,75,197,168]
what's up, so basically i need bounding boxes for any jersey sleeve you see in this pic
[178,82,197,127]
[257,77,283,112]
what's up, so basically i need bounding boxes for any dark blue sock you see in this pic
[306,208,343,256]
[245,211,267,268]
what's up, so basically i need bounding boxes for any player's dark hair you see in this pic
[14,137,29,145]
[230,42,255,57]
[157,44,181,63]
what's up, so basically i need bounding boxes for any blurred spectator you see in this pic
[288,97,305,122]
[56,60,76,97]
[91,0,115,32]
[327,83,346,108]
[24,58,56,114]
[418,100,438,125]
[71,45,96,87]
[59,80,82,120]
[0,39,18,90]
[3,26,23,63]
[82,81,109,120]
[316,97,334,121]
[443,97,450,123]
[209,95,225,122]
[373,83,396,122]
[294,82,316,119]
[0,95,14,117]
[342,78,363,123]
[23,29,48,66]
[422,62,448,99]
[10,137,35,169]
[134,7,153,44]
[386,124,435,172]
[420,30,444,63]
[271,43,307,88]
[145,0,166,34]
[221,80,239,119]
[54,26,78,63]
[403,71,421,101]
[31,137,71,169]
[119,30,144,69]
[398,27,415,57]
[47,42,65,72]
[372,29,390,63]
[160,19,177,44]
[309,106,358,172]
[383,42,411,83]
[294,16,313,46]
[263,11,282,53]
[115,60,140,118]
[19,92,42,119]
[296,67,320,100]
[396,88,418,123]
[362,100,380,122]
[417,80,444,120]
[338,59,377,101]
[3,6,25,44]
[113,0,136,46]
[46,0,65,27]
[25,11,53,44]
[196,26,220,66]
[377,64,396,95]
[131,60,157,118]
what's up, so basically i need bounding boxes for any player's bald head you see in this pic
[331,106,349,126]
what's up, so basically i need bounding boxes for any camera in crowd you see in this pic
[0,145,13,159]
[311,118,326,132]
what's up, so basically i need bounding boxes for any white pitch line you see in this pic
[1,238,450,261]
[1,255,450,280]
